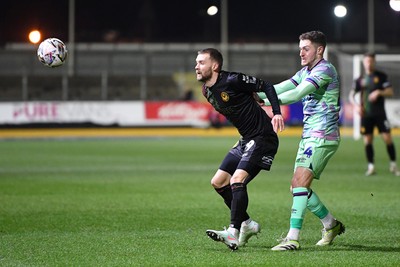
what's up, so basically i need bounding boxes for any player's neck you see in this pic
[204,73,219,88]
[365,68,373,75]
[308,57,323,70]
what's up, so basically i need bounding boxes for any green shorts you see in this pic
[294,137,340,179]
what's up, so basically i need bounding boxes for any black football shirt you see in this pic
[202,71,281,138]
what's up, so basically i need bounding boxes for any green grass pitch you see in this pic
[0,134,399,266]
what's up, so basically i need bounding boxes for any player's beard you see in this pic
[197,68,213,83]
[301,53,319,68]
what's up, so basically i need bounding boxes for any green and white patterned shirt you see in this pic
[262,59,341,141]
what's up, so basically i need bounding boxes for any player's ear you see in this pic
[212,62,219,72]
[317,46,324,56]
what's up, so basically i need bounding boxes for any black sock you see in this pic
[387,143,396,161]
[215,184,250,222]
[215,185,232,209]
[366,144,374,163]
[230,183,248,230]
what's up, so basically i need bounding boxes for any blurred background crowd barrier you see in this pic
[0,43,399,128]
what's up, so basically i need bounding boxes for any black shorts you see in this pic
[361,115,391,135]
[219,134,279,177]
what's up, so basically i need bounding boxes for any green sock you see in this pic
[307,189,329,219]
[290,187,309,229]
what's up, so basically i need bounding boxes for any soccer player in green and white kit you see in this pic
[257,31,345,250]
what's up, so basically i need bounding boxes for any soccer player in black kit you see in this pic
[349,52,400,176]
[195,48,285,250]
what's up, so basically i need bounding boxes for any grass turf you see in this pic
[0,135,399,266]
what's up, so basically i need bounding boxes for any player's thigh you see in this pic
[361,117,374,135]
[219,149,241,175]
[376,116,391,134]
[294,137,339,179]
[213,150,241,188]
[239,135,278,171]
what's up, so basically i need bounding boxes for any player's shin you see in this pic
[215,184,232,209]
[288,187,308,240]
[215,184,251,221]
[230,183,248,230]
[307,189,336,229]
[307,189,329,219]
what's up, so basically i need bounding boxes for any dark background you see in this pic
[1,0,400,44]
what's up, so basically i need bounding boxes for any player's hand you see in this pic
[271,114,285,133]
[368,90,380,103]
[354,105,364,116]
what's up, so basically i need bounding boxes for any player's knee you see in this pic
[210,177,226,188]
[210,169,231,188]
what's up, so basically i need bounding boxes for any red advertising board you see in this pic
[145,101,212,121]
[145,101,290,123]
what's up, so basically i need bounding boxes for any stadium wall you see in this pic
[1,100,399,128]
[0,101,299,127]
[1,43,399,129]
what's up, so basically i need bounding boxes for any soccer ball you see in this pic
[37,38,68,68]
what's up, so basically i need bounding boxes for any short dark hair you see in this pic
[299,31,327,49]
[198,48,223,72]
[364,52,376,58]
